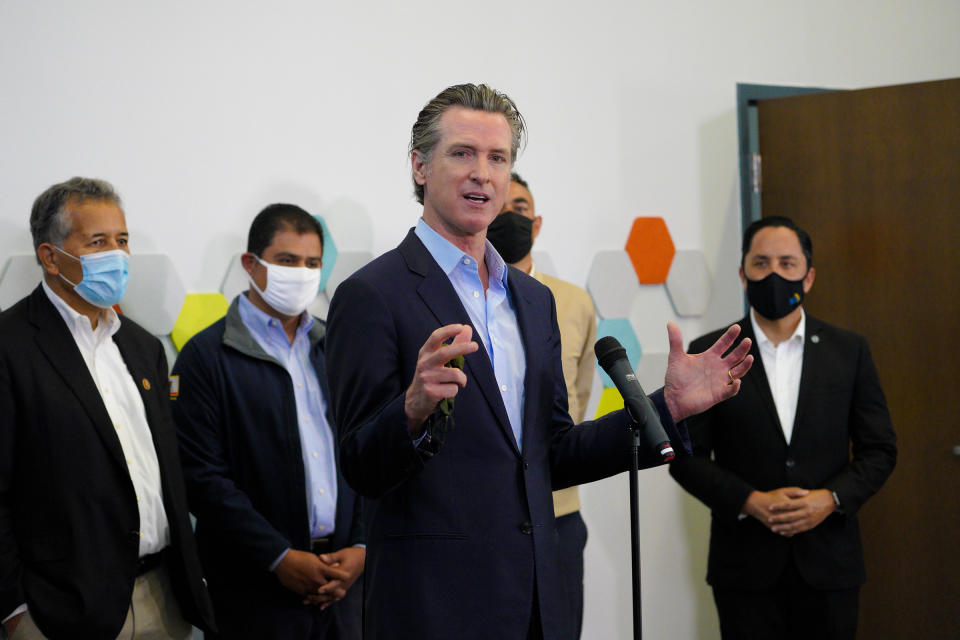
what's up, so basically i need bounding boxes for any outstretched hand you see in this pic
[663,322,753,422]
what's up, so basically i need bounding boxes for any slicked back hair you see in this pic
[409,83,526,204]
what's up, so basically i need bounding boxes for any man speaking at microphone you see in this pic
[324,83,754,640]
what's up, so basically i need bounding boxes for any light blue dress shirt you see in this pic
[237,294,338,539]
[415,220,527,450]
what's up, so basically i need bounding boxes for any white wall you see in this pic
[2,1,958,637]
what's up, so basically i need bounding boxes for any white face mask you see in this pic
[247,256,322,317]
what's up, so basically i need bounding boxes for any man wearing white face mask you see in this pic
[0,177,216,639]
[171,204,364,639]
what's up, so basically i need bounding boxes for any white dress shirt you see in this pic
[42,280,170,556]
[750,308,806,444]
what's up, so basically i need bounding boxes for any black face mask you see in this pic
[746,272,806,320]
[487,211,534,264]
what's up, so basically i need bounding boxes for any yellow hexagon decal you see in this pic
[170,293,229,351]
[594,387,625,418]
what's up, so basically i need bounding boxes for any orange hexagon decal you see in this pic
[625,217,675,284]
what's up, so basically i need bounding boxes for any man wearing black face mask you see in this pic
[488,173,596,640]
[669,216,897,640]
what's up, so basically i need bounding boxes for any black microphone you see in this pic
[594,336,675,462]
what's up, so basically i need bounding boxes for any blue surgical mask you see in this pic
[56,247,130,309]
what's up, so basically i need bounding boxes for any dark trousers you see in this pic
[207,575,363,640]
[712,559,859,640]
[556,511,588,640]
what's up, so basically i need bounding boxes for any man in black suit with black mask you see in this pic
[670,215,897,640]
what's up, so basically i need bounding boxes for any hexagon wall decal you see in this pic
[625,217,675,284]
[313,215,337,293]
[595,317,641,388]
[121,254,187,336]
[627,285,675,355]
[594,387,624,418]
[586,250,639,319]
[665,250,712,317]
[0,255,41,310]
[170,292,230,351]
[634,352,669,394]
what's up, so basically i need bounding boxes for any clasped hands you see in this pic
[743,487,837,537]
[274,547,365,608]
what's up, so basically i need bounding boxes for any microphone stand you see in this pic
[627,422,643,640]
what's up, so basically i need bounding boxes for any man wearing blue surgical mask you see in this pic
[171,204,364,639]
[0,177,215,638]
[670,216,897,640]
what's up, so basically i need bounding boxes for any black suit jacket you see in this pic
[325,230,688,640]
[0,285,215,638]
[670,315,897,590]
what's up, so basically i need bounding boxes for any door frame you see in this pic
[735,83,833,314]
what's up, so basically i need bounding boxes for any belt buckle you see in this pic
[310,537,332,555]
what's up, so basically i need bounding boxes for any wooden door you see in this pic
[757,77,960,639]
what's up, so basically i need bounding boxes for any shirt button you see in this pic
[312,451,319,458]
[318,488,325,495]
[297,383,303,388]
[501,384,507,392]
[463,258,471,265]
[519,522,533,535]
[473,291,480,298]
[318,525,325,532]
[126,458,132,465]
[114,423,120,430]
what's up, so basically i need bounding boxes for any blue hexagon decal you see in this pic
[313,215,338,293]
[595,317,642,388]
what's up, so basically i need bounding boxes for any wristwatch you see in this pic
[831,490,842,512]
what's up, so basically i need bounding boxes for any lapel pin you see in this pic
[811,335,820,344]
[142,378,151,390]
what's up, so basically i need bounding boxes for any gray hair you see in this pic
[409,83,526,204]
[30,177,122,262]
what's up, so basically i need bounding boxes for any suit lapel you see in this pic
[791,315,823,443]
[28,286,129,470]
[508,271,541,453]
[399,231,518,454]
[740,318,787,445]
[112,320,160,437]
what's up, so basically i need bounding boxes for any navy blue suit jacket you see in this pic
[325,230,687,640]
